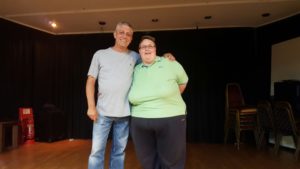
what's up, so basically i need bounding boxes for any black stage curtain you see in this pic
[0,14,299,143]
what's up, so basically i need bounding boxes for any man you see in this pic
[86,21,138,169]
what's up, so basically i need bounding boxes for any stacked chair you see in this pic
[256,100,275,150]
[224,83,258,149]
[272,101,300,160]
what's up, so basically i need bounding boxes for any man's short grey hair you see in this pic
[115,21,133,31]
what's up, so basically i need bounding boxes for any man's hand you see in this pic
[87,107,98,121]
[163,53,176,61]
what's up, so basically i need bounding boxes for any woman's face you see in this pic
[139,39,156,65]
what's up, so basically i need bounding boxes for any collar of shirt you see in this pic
[141,56,163,68]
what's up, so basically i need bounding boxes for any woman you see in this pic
[129,35,189,169]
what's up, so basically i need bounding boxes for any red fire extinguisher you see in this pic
[19,108,35,144]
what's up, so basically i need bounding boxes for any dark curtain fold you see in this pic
[0,22,35,120]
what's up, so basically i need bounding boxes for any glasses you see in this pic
[139,45,156,50]
[117,31,132,37]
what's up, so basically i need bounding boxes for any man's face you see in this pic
[114,25,133,48]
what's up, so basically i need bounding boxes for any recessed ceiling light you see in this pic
[151,18,159,22]
[204,16,212,20]
[48,21,57,28]
[98,21,106,26]
[262,13,271,17]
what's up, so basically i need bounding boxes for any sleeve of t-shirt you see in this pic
[171,61,188,85]
[136,54,142,65]
[87,51,100,78]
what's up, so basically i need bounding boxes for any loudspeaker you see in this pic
[35,104,66,142]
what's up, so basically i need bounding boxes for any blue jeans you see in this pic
[88,114,129,169]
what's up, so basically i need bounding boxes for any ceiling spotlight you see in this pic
[48,21,57,28]
[151,18,159,22]
[98,21,106,26]
[204,16,212,20]
[261,13,270,17]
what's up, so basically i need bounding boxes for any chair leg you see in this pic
[224,122,229,144]
[235,126,241,150]
[274,134,282,155]
[235,113,241,150]
[269,132,276,153]
[257,130,265,150]
[224,114,229,144]
[253,128,260,149]
[295,137,300,160]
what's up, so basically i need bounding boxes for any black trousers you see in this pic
[130,115,186,169]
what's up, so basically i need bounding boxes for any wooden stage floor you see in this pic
[0,139,299,169]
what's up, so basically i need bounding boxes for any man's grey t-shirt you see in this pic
[87,47,139,117]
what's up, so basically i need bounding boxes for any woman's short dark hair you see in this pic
[139,35,156,44]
